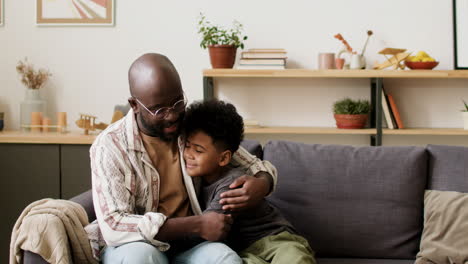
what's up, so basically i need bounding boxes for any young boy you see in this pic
[182,100,316,264]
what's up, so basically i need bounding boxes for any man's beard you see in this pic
[138,113,183,142]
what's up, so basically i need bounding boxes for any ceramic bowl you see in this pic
[405,61,439,70]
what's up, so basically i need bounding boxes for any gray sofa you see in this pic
[22,141,468,264]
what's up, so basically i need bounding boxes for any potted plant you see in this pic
[197,13,248,68]
[462,100,468,130]
[333,98,370,129]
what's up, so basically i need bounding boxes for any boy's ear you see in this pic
[218,150,232,167]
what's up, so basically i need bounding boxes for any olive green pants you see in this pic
[239,231,316,264]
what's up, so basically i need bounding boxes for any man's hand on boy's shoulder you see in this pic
[198,212,233,241]
[219,172,272,212]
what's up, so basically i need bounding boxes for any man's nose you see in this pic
[164,110,179,121]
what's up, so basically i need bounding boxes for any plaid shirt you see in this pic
[85,109,277,258]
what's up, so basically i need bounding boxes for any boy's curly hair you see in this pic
[183,99,244,153]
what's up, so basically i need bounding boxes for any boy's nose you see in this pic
[184,150,194,160]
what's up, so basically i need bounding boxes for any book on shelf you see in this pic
[236,65,286,70]
[381,89,395,129]
[246,48,286,53]
[386,94,398,128]
[239,58,286,66]
[387,94,404,129]
[241,48,288,59]
[241,52,287,59]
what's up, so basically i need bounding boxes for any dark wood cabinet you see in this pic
[0,143,91,263]
[61,145,92,199]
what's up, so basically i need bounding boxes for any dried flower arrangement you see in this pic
[16,58,52,90]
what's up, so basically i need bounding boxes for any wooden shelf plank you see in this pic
[3,128,467,144]
[203,69,468,79]
[0,131,97,144]
[245,126,376,135]
[383,128,468,135]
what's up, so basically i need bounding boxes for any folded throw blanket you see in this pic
[10,199,98,264]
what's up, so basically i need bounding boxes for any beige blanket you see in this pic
[10,199,98,264]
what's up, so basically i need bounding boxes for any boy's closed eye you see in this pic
[185,140,206,153]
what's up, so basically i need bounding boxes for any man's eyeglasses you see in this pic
[134,97,187,120]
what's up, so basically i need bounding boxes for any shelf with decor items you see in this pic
[245,126,376,135]
[202,69,468,146]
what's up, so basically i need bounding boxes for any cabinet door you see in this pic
[0,144,60,264]
[60,145,92,199]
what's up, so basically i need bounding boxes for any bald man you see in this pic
[86,53,277,264]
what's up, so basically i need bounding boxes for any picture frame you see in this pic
[36,0,114,26]
[453,0,468,69]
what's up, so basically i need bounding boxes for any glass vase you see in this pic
[20,89,46,131]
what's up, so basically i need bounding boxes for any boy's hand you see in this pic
[219,172,271,211]
[199,212,233,241]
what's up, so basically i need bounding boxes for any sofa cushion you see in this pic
[240,139,263,159]
[317,258,414,264]
[263,141,427,259]
[23,251,49,264]
[70,190,95,222]
[415,190,468,264]
[427,144,468,192]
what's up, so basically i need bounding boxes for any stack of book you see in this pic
[381,87,404,129]
[237,48,287,69]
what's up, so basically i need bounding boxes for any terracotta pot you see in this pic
[334,114,368,129]
[208,45,237,69]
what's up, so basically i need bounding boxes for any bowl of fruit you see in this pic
[405,51,439,70]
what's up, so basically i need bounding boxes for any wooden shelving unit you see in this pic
[245,127,468,136]
[383,128,468,136]
[5,128,467,144]
[245,127,376,135]
[203,69,468,145]
[203,69,468,78]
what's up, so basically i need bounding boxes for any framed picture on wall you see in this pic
[36,0,114,26]
[453,0,468,69]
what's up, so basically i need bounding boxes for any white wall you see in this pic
[1,0,468,146]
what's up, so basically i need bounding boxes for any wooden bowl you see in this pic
[405,61,439,70]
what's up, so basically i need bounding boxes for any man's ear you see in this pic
[219,150,232,167]
[128,97,139,113]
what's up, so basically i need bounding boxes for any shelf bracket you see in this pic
[373,78,383,146]
[371,77,383,146]
[203,77,214,101]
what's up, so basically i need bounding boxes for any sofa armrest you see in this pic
[23,251,49,264]
[70,189,95,222]
[22,190,95,264]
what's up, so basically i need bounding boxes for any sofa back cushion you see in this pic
[240,139,263,159]
[427,144,468,192]
[263,141,427,259]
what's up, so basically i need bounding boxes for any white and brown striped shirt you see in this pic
[85,109,277,257]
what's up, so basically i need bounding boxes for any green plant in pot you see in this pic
[197,13,248,68]
[333,98,370,129]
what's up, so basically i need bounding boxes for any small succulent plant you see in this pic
[333,98,371,115]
